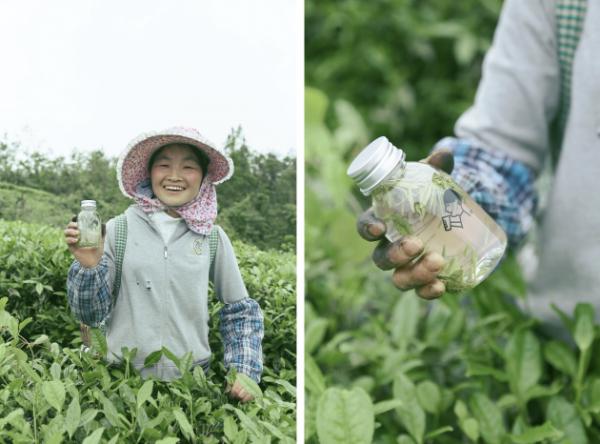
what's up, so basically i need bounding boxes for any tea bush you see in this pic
[0,220,296,443]
[305,88,600,444]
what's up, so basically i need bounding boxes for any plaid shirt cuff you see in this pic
[67,256,112,327]
[432,137,537,248]
[220,297,264,383]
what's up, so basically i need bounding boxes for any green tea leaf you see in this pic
[461,418,480,442]
[454,400,469,420]
[393,374,425,444]
[236,373,263,400]
[98,393,120,427]
[522,382,563,401]
[106,435,120,444]
[574,304,595,352]
[161,346,181,367]
[373,399,404,415]
[306,318,329,354]
[223,415,238,441]
[547,396,588,444]
[505,330,541,399]
[42,380,66,412]
[50,362,61,380]
[416,380,441,414]
[469,393,505,444]
[544,341,577,377]
[316,387,374,444]
[143,349,163,367]
[424,426,453,440]
[173,408,195,441]
[137,380,154,409]
[466,362,508,382]
[155,438,180,444]
[305,354,326,396]
[80,409,99,427]
[305,87,329,125]
[82,427,104,444]
[390,293,420,345]
[509,421,564,443]
[397,435,416,444]
[65,397,81,438]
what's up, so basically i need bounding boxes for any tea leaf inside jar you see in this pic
[431,172,466,199]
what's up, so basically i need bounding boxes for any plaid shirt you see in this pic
[67,258,264,382]
[433,137,537,248]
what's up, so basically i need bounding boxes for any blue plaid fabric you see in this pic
[67,257,112,327]
[220,298,264,382]
[433,137,538,248]
[67,259,264,382]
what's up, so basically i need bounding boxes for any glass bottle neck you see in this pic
[374,159,406,190]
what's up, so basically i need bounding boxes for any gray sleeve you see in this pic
[454,0,560,175]
[209,227,249,304]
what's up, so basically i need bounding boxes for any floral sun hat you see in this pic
[117,127,233,235]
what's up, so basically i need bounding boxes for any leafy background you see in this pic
[0,127,295,251]
[305,0,600,443]
[0,128,296,442]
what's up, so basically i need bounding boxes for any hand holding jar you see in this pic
[349,137,507,298]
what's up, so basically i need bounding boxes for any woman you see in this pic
[65,127,263,401]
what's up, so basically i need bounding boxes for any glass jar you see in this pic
[348,137,507,292]
[77,200,101,248]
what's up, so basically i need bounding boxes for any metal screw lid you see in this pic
[81,200,97,208]
[347,136,406,195]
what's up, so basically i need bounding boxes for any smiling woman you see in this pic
[149,144,206,212]
[65,127,263,403]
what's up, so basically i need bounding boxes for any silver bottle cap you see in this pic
[347,136,406,195]
[81,200,97,208]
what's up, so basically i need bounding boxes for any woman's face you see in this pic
[150,144,204,208]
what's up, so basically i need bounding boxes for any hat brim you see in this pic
[117,128,233,199]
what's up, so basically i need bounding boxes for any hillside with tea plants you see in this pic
[0,220,296,443]
[0,126,295,251]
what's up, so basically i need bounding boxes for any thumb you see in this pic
[421,149,454,175]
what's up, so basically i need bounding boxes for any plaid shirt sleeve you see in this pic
[67,256,112,327]
[433,137,538,248]
[219,297,264,383]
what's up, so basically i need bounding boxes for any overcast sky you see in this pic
[0,0,298,159]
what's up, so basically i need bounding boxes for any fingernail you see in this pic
[401,238,422,256]
[367,222,384,237]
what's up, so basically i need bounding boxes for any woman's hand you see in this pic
[356,149,455,300]
[227,378,254,402]
[64,217,105,268]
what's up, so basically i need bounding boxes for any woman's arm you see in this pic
[211,226,264,382]
[454,0,560,174]
[67,219,117,327]
[219,298,264,382]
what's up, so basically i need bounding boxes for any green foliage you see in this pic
[0,220,296,442]
[306,0,503,160]
[218,127,296,251]
[305,88,600,443]
[0,128,296,250]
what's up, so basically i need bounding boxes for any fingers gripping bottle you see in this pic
[347,137,507,292]
[77,200,102,248]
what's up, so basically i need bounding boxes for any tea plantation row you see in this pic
[0,220,296,443]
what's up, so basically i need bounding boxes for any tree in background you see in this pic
[218,126,296,251]
[0,127,295,251]
[306,0,502,160]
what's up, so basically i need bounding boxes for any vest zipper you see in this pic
[164,246,168,259]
